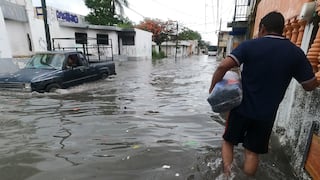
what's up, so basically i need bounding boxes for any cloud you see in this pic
[32,0,89,15]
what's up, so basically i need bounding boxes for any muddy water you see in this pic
[0,56,297,180]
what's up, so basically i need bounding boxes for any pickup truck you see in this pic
[0,51,116,92]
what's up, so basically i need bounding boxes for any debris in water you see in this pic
[132,145,140,149]
[93,154,114,157]
[183,140,198,147]
[162,165,171,169]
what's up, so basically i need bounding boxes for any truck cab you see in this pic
[208,45,218,56]
[0,51,116,92]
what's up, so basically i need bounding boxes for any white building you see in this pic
[0,0,152,60]
[155,40,198,58]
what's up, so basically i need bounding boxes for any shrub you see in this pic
[152,50,166,60]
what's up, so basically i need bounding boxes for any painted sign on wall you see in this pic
[56,10,78,23]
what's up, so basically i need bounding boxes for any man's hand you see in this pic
[209,57,238,94]
[302,75,319,91]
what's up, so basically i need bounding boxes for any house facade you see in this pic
[158,40,198,58]
[0,0,152,60]
[217,31,232,60]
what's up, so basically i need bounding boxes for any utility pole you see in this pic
[175,22,178,60]
[204,0,207,29]
[41,0,52,51]
[217,18,222,58]
[217,0,219,28]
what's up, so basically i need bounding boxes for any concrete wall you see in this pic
[275,81,320,180]
[253,0,312,36]
[24,0,47,52]
[5,20,32,56]
[158,40,197,58]
[134,28,152,59]
[0,8,12,58]
[120,28,152,60]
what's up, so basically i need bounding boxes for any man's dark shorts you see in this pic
[223,109,275,154]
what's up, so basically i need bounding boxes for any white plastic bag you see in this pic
[207,71,242,113]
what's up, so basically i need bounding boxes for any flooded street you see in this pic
[0,55,297,180]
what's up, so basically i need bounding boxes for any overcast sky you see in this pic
[31,0,235,44]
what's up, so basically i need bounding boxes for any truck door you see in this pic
[78,53,99,81]
[62,53,91,88]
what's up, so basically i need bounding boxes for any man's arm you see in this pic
[209,56,239,93]
[301,77,319,91]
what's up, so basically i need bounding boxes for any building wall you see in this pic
[24,0,47,52]
[0,8,12,58]
[120,28,152,60]
[135,28,152,59]
[5,20,32,57]
[253,0,312,36]
[276,81,320,180]
[158,40,197,58]
[46,6,120,57]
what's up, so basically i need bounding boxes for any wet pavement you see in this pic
[0,55,297,180]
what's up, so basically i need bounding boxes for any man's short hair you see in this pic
[259,11,285,35]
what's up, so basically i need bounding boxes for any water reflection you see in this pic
[53,127,80,166]
[0,153,43,180]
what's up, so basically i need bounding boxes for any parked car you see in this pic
[0,51,116,92]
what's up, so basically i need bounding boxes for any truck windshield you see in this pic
[208,46,217,51]
[25,54,65,70]
[207,45,218,56]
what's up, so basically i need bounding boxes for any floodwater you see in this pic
[0,55,297,180]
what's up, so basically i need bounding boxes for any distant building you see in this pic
[217,31,231,60]
[155,40,198,58]
[226,0,257,51]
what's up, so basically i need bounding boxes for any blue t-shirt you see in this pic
[229,35,315,120]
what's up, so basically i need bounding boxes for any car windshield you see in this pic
[25,54,65,70]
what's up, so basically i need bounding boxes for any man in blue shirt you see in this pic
[209,11,319,177]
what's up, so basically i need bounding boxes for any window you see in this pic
[75,32,87,44]
[97,34,109,45]
[122,36,135,46]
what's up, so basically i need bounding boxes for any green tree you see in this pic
[117,17,134,28]
[178,27,207,50]
[84,0,128,26]
[178,28,201,40]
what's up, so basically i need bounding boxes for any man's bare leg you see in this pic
[222,140,234,176]
[243,148,259,176]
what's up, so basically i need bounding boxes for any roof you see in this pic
[34,50,82,55]
[59,22,123,32]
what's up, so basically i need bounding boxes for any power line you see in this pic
[124,0,233,43]
[150,0,204,20]
[124,3,146,20]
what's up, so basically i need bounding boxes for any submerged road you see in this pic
[0,55,297,180]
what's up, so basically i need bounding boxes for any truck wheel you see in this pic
[101,72,109,79]
[46,83,61,92]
